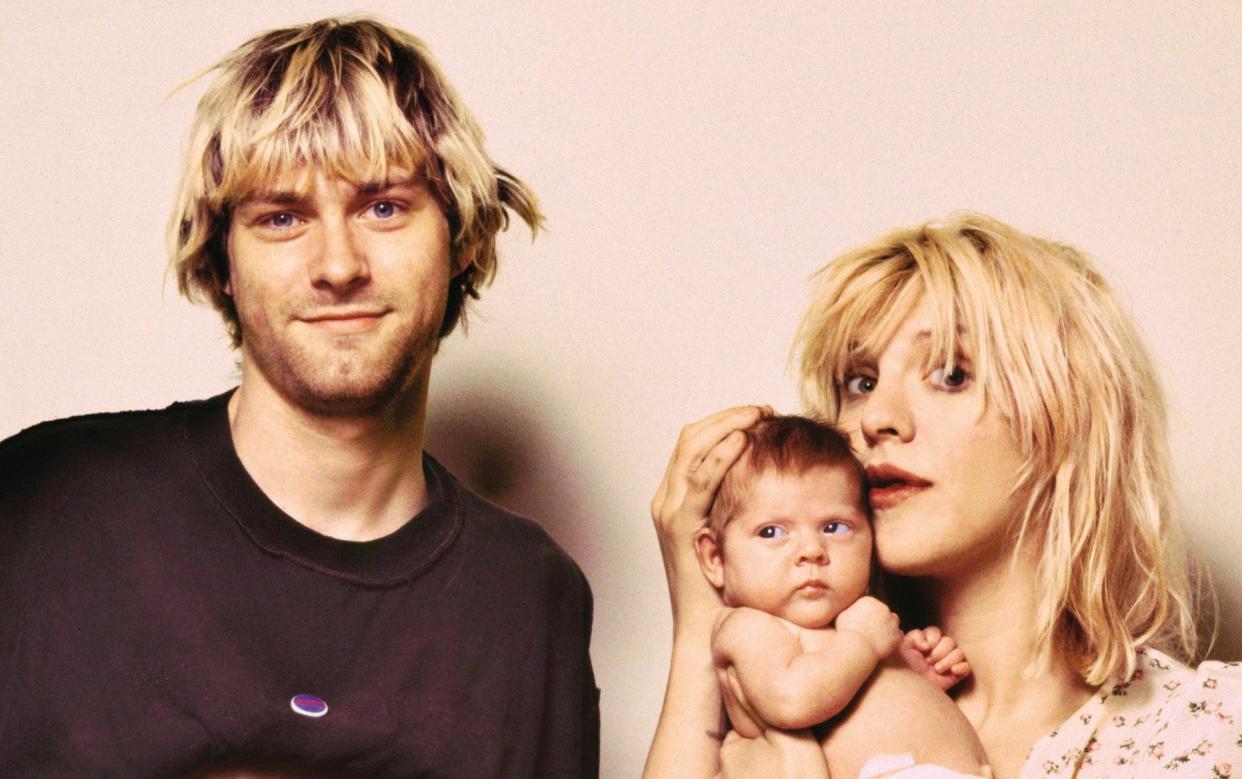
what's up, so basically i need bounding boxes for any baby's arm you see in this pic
[898,625,971,692]
[712,596,901,732]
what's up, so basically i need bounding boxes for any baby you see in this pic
[694,415,990,778]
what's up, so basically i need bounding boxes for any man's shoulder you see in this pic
[0,395,224,489]
[4,398,201,452]
[429,456,589,589]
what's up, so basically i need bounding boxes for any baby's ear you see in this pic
[694,527,726,590]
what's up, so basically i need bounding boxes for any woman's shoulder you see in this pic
[1024,647,1242,777]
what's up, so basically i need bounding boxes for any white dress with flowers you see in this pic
[1023,647,1242,777]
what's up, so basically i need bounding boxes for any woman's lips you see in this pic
[869,482,929,510]
[865,463,932,511]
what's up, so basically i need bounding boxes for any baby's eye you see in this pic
[757,526,786,539]
[822,522,850,535]
[927,365,972,392]
[843,374,877,396]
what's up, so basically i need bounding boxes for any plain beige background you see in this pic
[3,1,1240,774]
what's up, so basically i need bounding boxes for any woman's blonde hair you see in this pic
[793,212,1206,685]
[169,16,542,346]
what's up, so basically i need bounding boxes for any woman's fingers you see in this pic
[675,405,770,472]
[680,429,748,515]
[652,405,769,526]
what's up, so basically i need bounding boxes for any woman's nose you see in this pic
[859,377,914,447]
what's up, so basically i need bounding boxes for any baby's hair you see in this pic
[708,415,866,535]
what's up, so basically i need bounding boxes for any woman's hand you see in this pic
[644,405,770,778]
[719,728,829,779]
[651,405,770,634]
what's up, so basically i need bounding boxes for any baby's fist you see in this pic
[900,627,971,692]
[835,596,901,658]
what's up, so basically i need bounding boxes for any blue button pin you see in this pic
[290,694,329,718]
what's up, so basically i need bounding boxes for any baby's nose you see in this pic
[797,535,829,563]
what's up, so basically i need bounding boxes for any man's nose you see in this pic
[310,218,370,292]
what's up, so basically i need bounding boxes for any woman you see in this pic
[645,213,1239,777]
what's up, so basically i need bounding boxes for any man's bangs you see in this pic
[215,78,430,207]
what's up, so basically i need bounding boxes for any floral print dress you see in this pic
[1024,647,1242,777]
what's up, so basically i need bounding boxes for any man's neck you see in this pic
[227,369,432,542]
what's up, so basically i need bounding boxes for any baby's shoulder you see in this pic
[714,606,789,635]
[712,607,804,656]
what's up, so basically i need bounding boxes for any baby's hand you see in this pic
[834,596,901,659]
[899,626,970,692]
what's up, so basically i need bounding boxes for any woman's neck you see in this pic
[925,550,1095,776]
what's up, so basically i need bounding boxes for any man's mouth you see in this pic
[865,463,932,511]
[299,308,389,333]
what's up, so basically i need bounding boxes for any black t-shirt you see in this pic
[0,393,599,777]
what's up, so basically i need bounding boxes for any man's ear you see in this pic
[694,527,726,590]
[451,246,473,278]
[219,229,234,297]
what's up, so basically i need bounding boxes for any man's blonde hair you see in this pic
[169,17,542,346]
[793,212,1205,685]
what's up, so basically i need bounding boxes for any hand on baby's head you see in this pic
[833,596,902,658]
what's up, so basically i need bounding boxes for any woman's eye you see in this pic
[822,522,849,535]
[757,526,786,539]
[928,365,972,391]
[843,374,877,396]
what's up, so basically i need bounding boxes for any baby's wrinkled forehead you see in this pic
[734,461,869,515]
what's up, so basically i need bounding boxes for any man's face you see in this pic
[226,168,456,416]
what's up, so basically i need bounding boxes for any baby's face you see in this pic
[717,465,871,629]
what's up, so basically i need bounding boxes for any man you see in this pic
[0,17,598,777]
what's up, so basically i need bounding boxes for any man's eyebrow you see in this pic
[238,190,304,206]
[356,176,425,194]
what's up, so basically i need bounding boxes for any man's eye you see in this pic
[368,201,401,219]
[263,212,299,229]
[757,526,786,539]
[823,522,849,535]
[844,374,877,396]
[928,366,971,391]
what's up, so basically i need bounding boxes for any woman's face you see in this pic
[835,296,1027,578]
